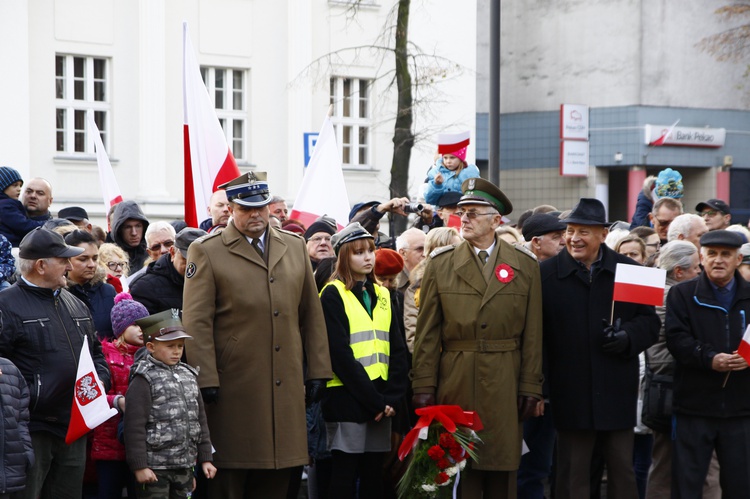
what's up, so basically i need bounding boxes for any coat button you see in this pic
[275,379,281,386]
[481,323,487,329]
[275,345,280,352]
[274,310,279,317]
[270,277,274,283]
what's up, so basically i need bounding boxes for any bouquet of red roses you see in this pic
[397,405,483,498]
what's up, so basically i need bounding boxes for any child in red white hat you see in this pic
[423,131,480,205]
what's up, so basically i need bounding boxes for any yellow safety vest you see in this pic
[324,280,391,388]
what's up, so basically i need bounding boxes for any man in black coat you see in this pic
[540,198,659,499]
[130,227,206,314]
[665,230,750,498]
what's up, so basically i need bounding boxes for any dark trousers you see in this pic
[96,460,137,499]
[14,432,86,499]
[460,468,516,499]
[632,434,653,499]
[207,467,294,499]
[555,429,638,499]
[329,450,385,499]
[517,404,556,499]
[672,414,750,499]
[135,468,192,499]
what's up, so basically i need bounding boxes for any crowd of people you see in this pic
[1,150,750,499]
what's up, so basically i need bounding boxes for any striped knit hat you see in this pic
[0,167,23,193]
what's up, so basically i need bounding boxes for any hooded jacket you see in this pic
[128,253,184,315]
[110,201,150,272]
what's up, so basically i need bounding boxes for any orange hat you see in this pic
[374,248,404,276]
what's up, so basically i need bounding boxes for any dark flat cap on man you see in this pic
[522,213,567,240]
[458,177,513,216]
[304,215,337,241]
[695,198,730,215]
[175,228,208,257]
[57,206,89,221]
[560,198,609,226]
[19,227,85,259]
[374,248,404,276]
[700,230,744,248]
[219,171,271,208]
[331,222,373,255]
[348,201,379,222]
[136,309,193,342]
[436,191,463,208]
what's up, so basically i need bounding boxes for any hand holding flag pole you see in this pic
[722,325,750,387]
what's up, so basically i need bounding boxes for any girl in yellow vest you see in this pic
[320,222,409,499]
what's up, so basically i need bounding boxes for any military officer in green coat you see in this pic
[411,178,543,499]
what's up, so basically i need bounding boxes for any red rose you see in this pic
[435,472,450,485]
[437,458,452,469]
[427,445,445,461]
[439,432,457,449]
[449,446,465,460]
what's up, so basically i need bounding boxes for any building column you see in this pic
[628,166,646,222]
[716,165,730,203]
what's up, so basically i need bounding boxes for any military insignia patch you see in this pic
[468,178,476,190]
[186,262,197,279]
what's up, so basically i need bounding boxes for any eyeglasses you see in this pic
[701,210,719,217]
[106,261,128,270]
[148,240,175,252]
[309,236,332,244]
[654,218,673,227]
[455,211,496,220]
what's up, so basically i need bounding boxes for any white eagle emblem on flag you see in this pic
[75,372,102,406]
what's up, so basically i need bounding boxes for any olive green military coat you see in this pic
[411,236,543,470]
[183,222,332,469]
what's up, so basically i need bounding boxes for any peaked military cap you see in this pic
[136,309,193,342]
[219,171,271,208]
[458,177,513,216]
[330,222,373,255]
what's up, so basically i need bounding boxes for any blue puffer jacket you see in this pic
[0,357,34,494]
[423,158,480,205]
[0,193,44,247]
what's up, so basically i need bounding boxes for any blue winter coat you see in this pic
[0,193,44,247]
[423,158,480,205]
[0,357,34,494]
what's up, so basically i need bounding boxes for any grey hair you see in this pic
[395,228,425,251]
[145,221,176,245]
[18,257,48,275]
[658,240,697,276]
[268,195,286,204]
[667,213,703,242]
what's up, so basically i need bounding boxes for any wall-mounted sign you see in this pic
[560,104,589,140]
[560,140,589,177]
[303,132,319,166]
[644,125,725,148]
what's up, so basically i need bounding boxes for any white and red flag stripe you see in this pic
[649,119,680,147]
[289,115,350,230]
[65,336,117,444]
[613,263,667,307]
[437,130,470,154]
[182,22,240,227]
[88,114,122,224]
[737,326,750,364]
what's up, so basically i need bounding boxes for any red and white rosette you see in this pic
[495,264,514,283]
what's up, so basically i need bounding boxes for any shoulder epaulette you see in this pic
[277,228,303,239]
[429,244,457,259]
[194,232,220,244]
[515,244,538,261]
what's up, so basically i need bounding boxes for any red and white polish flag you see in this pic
[650,119,680,147]
[183,22,240,228]
[437,131,471,154]
[289,115,350,230]
[613,263,667,307]
[88,114,123,225]
[737,326,750,364]
[65,335,117,444]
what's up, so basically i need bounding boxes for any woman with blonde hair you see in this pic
[98,242,130,293]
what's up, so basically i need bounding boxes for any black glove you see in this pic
[305,379,326,407]
[602,318,630,355]
[412,393,436,409]
[200,387,220,404]
[517,395,539,422]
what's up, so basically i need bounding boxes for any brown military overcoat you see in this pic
[183,222,332,469]
[412,236,543,470]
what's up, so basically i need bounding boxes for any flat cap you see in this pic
[699,229,744,248]
[330,222,373,255]
[175,228,207,257]
[19,227,85,259]
[436,191,463,208]
[696,199,730,215]
[58,206,89,221]
[136,309,193,342]
[522,213,567,240]
[458,177,513,216]
[219,171,271,208]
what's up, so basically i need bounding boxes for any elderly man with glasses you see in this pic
[303,215,337,271]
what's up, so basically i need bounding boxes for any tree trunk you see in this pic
[389,0,414,238]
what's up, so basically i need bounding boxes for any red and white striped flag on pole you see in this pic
[613,263,667,307]
[289,114,350,229]
[88,114,123,225]
[737,326,750,364]
[649,119,680,147]
[182,22,240,227]
[65,335,117,444]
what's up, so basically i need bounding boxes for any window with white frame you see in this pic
[330,77,371,168]
[55,55,109,154]
[200,67,247,161]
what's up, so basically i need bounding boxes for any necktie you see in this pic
[252,238,263,258]
[362,286,372,316]
[478,250,489,265]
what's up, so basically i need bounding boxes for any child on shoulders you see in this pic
[423,131,480,205]
[0,167,44,247]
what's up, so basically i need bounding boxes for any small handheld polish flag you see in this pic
[65,336,117,444]
[737,326,750,364]
[612,263,667,307]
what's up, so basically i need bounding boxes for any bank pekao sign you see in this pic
[560,104,589,141]
[644,125,726,148]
